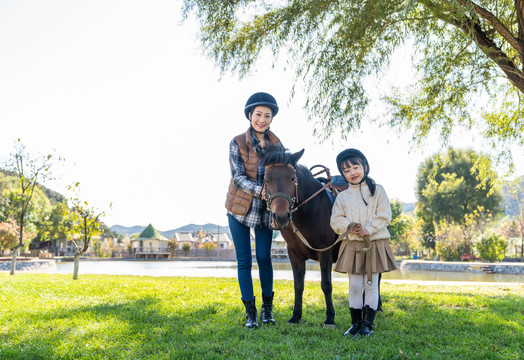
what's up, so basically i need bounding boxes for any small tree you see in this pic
[201,241,216,255]
[182,242,191,254]
[168,239,179,256]
[476,233,508,263]
[2,140,54,275]
[0,220,19,255]
[67,183,107,280]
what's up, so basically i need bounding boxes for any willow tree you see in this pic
[183,1,524,161]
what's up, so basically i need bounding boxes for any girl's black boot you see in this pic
[260,292,275,325]
[358,305,377,337]
[242,298,259,328]
[343,308,362,337]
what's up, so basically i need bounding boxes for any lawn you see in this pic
[0,273,523,359]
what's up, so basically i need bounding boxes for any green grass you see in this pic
[0,273,523,359]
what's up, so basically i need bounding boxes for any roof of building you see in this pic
[138,224,168,241]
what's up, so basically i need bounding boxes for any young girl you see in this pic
[330,148,397,337]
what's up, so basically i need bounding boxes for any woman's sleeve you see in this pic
[330,196,350,235]
[364,185,391,236]
[229,140,262,197]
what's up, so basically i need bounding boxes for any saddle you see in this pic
[316,174,349,203]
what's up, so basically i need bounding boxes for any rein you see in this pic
[291,221,373,283]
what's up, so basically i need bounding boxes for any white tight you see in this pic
[348,273,379,310]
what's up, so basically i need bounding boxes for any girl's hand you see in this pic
[356,228,370,237]
[350,223,362,234]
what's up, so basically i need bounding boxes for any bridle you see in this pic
[261,163,299,212]
[262,163,332,214]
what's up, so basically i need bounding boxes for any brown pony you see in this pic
[260,146,340,327]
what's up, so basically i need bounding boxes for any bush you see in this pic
[476,233,507,262]
[182,242,191,252]
[201,242,216,253]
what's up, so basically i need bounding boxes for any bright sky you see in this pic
[1,1,522,231]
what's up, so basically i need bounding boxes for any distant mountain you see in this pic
[402,203,415,214]
[110,223,231,239]
[109,225,148,237]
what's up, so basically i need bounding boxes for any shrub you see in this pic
[476,233,507,262]
[182,242,191,252]
[201,242,216,253]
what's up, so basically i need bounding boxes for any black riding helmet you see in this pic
[336,148,369,179]
[336,148,376,199]
[244,92,279,119]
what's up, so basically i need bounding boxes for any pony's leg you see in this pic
[319,252,336,327]
[288,251,305,324]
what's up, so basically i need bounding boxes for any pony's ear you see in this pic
[290,149,305,166]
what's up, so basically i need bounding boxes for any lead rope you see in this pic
[290,221,373,284]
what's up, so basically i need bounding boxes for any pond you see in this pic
[52,260,524,283]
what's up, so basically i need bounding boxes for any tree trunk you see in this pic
[72,253,81,280]
[10,247,18,275]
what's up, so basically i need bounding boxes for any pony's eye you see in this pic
[291,177,296,182]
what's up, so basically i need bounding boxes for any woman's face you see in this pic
[342,161,364,185]
[249,106,273,133]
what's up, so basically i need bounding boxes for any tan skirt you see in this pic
[333,238,397,274]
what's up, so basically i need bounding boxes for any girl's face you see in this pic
[249,106,273,133]
[342,160,364,185]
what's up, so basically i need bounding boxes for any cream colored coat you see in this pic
[330,182,391,241]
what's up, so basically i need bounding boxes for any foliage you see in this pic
[436,205,495,260]
[32,202,72,244]
[389,199,421,257]
[0,221,19,252]
[183,0,524,163]
[476,233,508,262]
[436,219,468,261]
[1,140,55,275]
[201,241,217,252]
[182,242,191,252]
[169,239,179,251]
[502,176,524,258]
[416,148,502,252]
[0,274,523,359]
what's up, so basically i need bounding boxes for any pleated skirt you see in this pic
[333,238,397,274]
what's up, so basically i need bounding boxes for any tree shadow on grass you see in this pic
[1,296,244,359]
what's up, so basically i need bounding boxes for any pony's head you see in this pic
[260,146,304,229]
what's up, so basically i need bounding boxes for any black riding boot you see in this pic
[358,305,377,337]
[260,292,275,325]
[242,298,259,328]
[343,308,362,337]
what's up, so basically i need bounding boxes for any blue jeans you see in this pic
[228,214,273,301]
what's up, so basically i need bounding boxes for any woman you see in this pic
[225,92,282,328]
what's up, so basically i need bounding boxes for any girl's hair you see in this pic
[341,156,376,196]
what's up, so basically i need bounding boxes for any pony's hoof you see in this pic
[287,317,300,324]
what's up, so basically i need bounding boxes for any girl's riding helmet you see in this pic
[244,92,279,119]
[336,148,370,179]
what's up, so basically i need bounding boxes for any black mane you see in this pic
[260,145,318,188]
[259,145,293,166]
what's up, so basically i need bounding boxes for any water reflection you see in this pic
[53,260,524,283]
